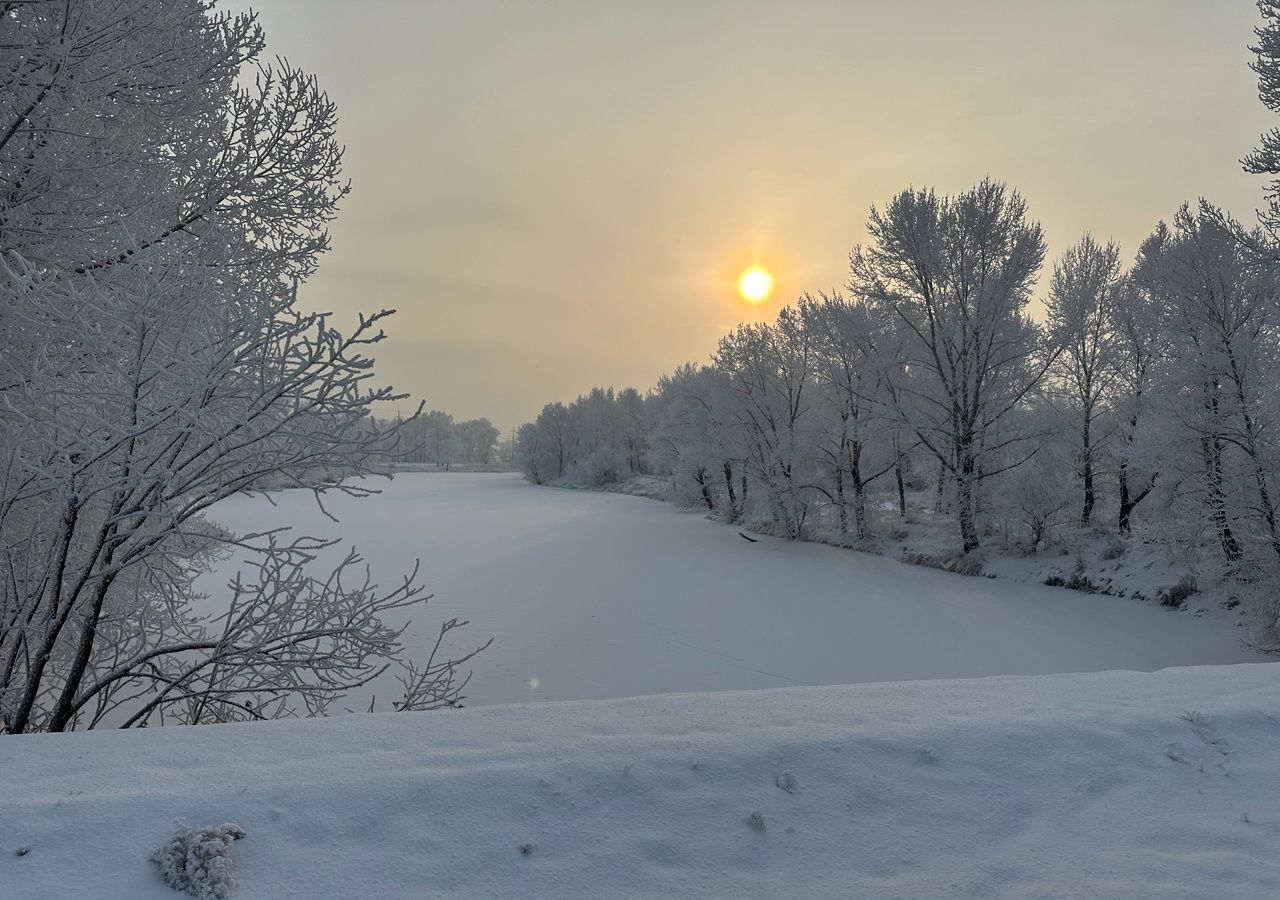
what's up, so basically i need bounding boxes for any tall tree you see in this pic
[713,310,820,540]
[850,180,1051,552]
[1141,205,1280,564]
[1112,245,1167,534]
[800,293,899,540]
[650,364,742,517]
[1044,235,1124,525]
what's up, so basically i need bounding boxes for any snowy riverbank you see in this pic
[577,472,1279,643]
[4,663,1279,898]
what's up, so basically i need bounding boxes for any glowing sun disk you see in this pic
[738,266,774,303]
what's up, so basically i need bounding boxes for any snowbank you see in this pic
[4,664,1279,898]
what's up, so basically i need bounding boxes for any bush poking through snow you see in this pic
[566,447,632,489]
[746,809,767,831]
[1065,572,1103,593]
[1043,572,1114,595]
[1102,540,1127,561]
[775,770,800,793]
[1159,575,1199,609]
[151,821,246,899]
[899,551,984,577]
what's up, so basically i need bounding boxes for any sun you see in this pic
[737,265,774,304]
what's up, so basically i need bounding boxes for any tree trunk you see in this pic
[694,467,715,511]
[1080,418,1094,525]
[1116,409,1146,533]
[1248,456,1280,560]
[1224,352,1280,560]
[1202,432,1241,562]
[6,492,80,734]
[723,461,738,523]
[895,457,907,517]
[1117,467,1133,533]
[48,570,117,732]
[849,440,868,540]
[834,461,848,535]
[957,452,979,553]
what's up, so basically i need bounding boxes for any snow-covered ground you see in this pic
[198,473,1263,709]
[4,664,1279,899]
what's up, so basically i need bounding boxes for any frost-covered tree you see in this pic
[1044,235,1125,525]
[650,364,743,515]
[515,387,654,487]
[999,405,1076,550]
[0,2,485,733]
[420,410,456,467]
[799,293,901,539]
[850,180,1052,552]
[712,310,823,539]
[1112,248,1168,534]
[453,418,501,467]
[384,413,500,467]
[1245,0,1280,239]
[1138,205,1280,566]
[516,402,569,484]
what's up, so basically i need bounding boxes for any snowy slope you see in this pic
[200,474,1263,708]
[4,664,1279,899]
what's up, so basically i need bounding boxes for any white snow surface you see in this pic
[199,473,1261,708]
[3,664,1280,898]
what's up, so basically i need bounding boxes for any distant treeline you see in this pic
[514,388,650,487]
[377,411,502,468]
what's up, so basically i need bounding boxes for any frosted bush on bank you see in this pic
[151,822,246,899]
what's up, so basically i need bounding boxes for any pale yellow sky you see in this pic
[245,0,1272,430]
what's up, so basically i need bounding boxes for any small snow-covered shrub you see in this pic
[1045,571,1111,594]
[900,551,984,578]
[1158,575,1198,609]
[667,459,721,511]
[151,821,246,899]
[1065,572,1102,593]
[948,554,984,577]
[775,770,800,793]
[999,456,1074,549]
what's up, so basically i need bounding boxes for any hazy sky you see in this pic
[245,0,1272,431]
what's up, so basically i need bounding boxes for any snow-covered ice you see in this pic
[4,664,1279,898]
[201,473,1262,707]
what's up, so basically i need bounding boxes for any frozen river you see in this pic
[204,472,1262,707]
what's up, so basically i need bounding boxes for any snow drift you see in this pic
[3,663,1279,899]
